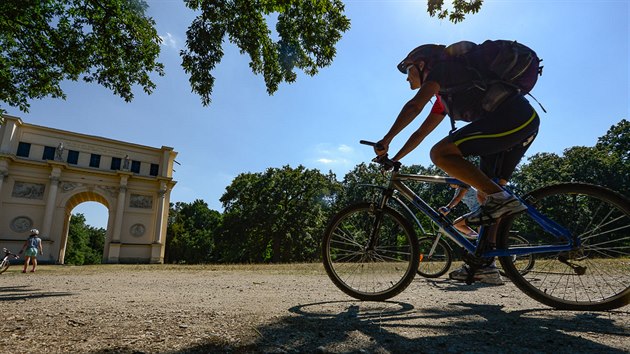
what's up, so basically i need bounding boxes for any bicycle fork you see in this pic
[366,187,396,253]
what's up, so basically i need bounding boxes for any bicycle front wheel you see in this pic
[322,202,419,301]
[0,258,10,274]
[497,183,630,310]
[417,236,452,278]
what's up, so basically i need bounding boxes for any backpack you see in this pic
[444,40,545,113]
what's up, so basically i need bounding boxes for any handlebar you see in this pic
[360,140,401,172]
[3,248,18,257]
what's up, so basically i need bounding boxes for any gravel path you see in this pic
[0,264,628,353]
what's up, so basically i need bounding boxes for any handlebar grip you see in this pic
[360,140,386,151]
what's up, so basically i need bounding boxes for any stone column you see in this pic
[112,177,128,242]
[42,173,60,236]
[154,182,168,244]
[0,159,9,196]
[0,171,7,197]
[150,182,168,263]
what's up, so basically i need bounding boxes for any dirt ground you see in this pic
[0,263,628,354]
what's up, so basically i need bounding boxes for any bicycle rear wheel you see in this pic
[322,202,419,301]
[497,183,630,310]
[417,236,452,278]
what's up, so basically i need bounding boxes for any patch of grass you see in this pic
[22,262,327,275]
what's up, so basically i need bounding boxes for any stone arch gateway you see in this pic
[0,115,177,264]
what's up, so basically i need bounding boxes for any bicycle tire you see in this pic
[416,236,453,278]
[497,183,630,310]
[497,233,535,277]
[322,202,419,301]
[0,258,10,274]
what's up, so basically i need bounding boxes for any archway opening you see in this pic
[61,193,110,265]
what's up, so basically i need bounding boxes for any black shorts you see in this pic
[447,95,540,181]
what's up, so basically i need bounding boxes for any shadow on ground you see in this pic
[0,285,74,301]
[142,300,626,353]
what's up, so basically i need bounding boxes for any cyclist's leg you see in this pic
[480,133,538,185]
[431,98,538,196]
[445,97,539,224]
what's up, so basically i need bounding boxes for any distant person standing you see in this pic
[19,229,43,273]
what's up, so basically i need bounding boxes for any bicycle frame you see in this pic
[378,169,576,258]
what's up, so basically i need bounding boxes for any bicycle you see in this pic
[321,141,630,310]
[0,248,19,274]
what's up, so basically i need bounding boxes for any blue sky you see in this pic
[5,0,629,228]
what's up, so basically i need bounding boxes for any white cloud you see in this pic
[159,32,178,49]
[317,158,334,164]
[338,144,353,153]
[309,143,362,175]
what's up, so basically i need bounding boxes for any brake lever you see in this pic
[372,154,396,171]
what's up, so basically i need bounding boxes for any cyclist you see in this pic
[375,42,539,284]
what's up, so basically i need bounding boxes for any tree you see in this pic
[595,119,629,195]
[217,165,340,263]
[427,0,484,23]
[0,0,164,114]
[597,119,629,163]
[180,1,484,106]
[65,213,106,265]
[165,199,222,263]
[1,1,486,114]
[181,0,351,106]
[512,119,629,197]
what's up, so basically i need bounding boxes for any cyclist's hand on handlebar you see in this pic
[372,154,399,171]
[374,139,389,156]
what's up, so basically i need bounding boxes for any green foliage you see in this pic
[65,213,106,265]
[181,0,351,106]
[168,119,626,264]
[216,165,340,263]
[0,0,164,113]
[165,199,222,263]
[512,120,629,197]
[427,0,484,23]
[1,1,488,112]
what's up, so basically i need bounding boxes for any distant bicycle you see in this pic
[416,230,535,278]
[0,248,19,274]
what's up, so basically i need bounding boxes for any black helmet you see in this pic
[397,44,446,74]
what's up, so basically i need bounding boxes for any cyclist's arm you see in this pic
[392,111,446,161]
[376,81,440,155]
[447,187,468,208]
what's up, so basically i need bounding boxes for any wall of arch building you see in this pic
[0,115,177,264]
